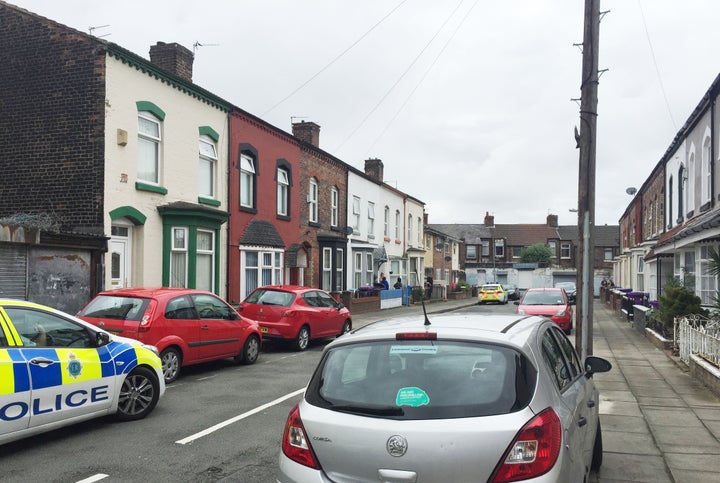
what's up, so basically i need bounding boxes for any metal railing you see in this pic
[676,314,720,367]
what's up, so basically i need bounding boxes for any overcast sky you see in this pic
[10,0,720,226]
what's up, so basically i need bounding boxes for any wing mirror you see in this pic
[96,331,110,347]
[584,355,612,378]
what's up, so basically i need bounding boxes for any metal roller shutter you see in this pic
[0,244,28,299]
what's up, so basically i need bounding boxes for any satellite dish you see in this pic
[626,187,637,195]
[343,226,354,235]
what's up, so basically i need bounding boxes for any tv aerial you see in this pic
[89,25,111,38]
[193,41,219,55]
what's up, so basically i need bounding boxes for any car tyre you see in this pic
[338,319,352,337]
[160,347,182,383]
[295,325,310,351]
[115,366,160,422]
[236,334,260,365]
[591,420,603,471]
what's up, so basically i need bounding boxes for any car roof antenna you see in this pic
[421,295,431,326]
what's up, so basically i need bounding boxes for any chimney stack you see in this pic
[292,121,321,147]
[149,42,194,82]
[484,211,495,227]
[364,158,384,182]
[547,214,558,227]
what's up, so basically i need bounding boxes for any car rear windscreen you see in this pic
[306,340,536,420]
[78,296,149,321]
[244,289,294,306]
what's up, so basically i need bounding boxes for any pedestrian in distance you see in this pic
[393,277,402,290]
[380,276,390,290]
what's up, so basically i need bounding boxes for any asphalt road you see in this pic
[0,302,516,483]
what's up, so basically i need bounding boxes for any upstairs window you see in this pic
[384,206,390,237]
[277,168,289,216]
[352,197,361,231]
[561,242,571,259]
[395,210,401,239]
[138,112,161,183]
[466,246,477,260]
[407,214,413,242]
[199,136,217,198]
[330,187,339,227]
[240,154,256,209]
[367,202,375,238]
[703,136,712,204]
[308,178,318,223]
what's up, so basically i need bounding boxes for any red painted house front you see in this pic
[227,109,302,305]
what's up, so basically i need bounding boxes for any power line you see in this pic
[335,0,467,154]
[364,0,480,157]
[261,0,408,117]
[637,0,677,131]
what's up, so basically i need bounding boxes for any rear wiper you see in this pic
[330,404,405,416]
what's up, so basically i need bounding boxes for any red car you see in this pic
[237,286,352,351]
[77,288,261,383]
[514,287,574,334]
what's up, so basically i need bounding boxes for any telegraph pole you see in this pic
[576,0,600,360]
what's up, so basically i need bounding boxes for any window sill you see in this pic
[277,214,291,222]
[135,181,168,195]
[198,196,221,207]
[240,206,257,214]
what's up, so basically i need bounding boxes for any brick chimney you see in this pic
[547,214,558,227]
[292,121,321,147]
[149,42,194,82]
[364,158,384,182]
[484,211,495,227]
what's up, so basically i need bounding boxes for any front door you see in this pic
[111,224,132,289]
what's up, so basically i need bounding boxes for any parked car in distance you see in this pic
[478,283,508,305]
[277,313,611,482]
[515,287,574,334]
[237,286,352,351]
[503,283,520,300]
[77,288,261,383]
[1,299,165,446]
[555,281,577,304]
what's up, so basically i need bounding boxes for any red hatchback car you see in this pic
[514,287,574,334]
[77,288,261,383]
[237,286,352,351]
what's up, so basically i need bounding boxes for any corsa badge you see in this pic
[66,352,83,379]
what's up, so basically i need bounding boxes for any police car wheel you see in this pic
[236,334,260,365]
[116,366,160,421]
[161,347,182,383]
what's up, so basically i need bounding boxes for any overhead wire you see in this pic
[334,0,467,154]
[637,0,677,131]
[364,0,480,157]
[260,0,408,117]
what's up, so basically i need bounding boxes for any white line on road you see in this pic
[175,388,305,445]
[75,474,108,483]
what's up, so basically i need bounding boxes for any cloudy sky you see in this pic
[10,1,720,226]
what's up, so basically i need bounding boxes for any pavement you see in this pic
[350,297,720,483]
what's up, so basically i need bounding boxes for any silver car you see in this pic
[278,313,611,482]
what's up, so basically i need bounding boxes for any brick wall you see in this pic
[0,4,106,234]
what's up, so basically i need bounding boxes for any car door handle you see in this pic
[201,325,210,330]
[577,416,587,427]
[587,400,596,408]
[30,358,55,367]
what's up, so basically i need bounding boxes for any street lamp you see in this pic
[489,226,496,283]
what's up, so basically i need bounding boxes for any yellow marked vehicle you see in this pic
[0,299,165,446]
[478,283,509,305]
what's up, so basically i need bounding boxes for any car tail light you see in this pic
[281,309,296,318]
[138,299,157,333]
[491,408,561,482]
[281,405,320,469]
[555,309,566,316]
[396,332,437,341]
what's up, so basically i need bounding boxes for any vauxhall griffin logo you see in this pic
[386,435,408,457]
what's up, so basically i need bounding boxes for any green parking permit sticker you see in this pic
[396,387,430,407]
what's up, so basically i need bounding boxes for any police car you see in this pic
[0,299,165,445]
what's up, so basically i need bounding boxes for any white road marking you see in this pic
[175,388,306,445]
[75,474,108,483]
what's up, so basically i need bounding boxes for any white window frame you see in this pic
[138,111,161,184]
[703,135,712,204]
[700,246,718,305]
[170,227,188,288]
[395,210,401,239]
[330,187,339,227]
[241,248,284,298]
[196,229,215,292]
[604,248,613,261]
[199,135,217,198]
[308,178,318,223]
[560,242,571,259]
[240,154,255,209]
[365,253,373,285]
[367,202,375,238]
[335,248,344,292]
[407,214,413,242]
[277,168,289,216]
[466,245,477,260]
[322,247,332,291]
[384,206,390,237]
[548,241,556,258]
[417,217,422,245]
[352,196,361,232]
[354,252,363,289]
